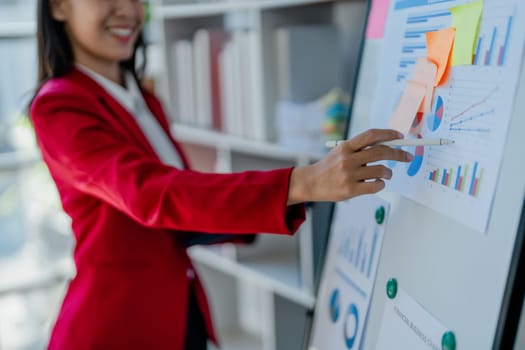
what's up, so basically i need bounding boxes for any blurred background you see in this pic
[0,0,75,348]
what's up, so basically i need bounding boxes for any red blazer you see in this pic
[30,68,305,350]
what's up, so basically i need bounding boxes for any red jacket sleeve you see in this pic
[31,85,305,235]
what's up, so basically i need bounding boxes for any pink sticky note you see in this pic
[366,0,390,39]
[388,80,426,134]
[412,57,438,113]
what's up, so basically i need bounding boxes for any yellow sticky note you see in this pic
[412,57,437,113]
[388,80,426,134]
[427,28,456,86]
[450,0,483,66]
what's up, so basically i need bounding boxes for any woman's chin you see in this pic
[114,51,135,63]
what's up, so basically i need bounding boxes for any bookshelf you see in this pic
[172,124,324,162]
[152,0,368,349]
[153,0,338,19]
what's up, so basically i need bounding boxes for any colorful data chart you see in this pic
[406,144,424,177]
[448,86,497,135]
[474,6,515,66]
[468,162,484,197]
[429,161,484,197]
[427,95,444,131]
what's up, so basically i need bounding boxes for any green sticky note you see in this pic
[450,0,484,66]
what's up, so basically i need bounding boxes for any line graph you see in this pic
[449,127,491,133]
[449,108,495,128]
[449,87,498,122]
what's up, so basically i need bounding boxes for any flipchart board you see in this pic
[311,0,525,349]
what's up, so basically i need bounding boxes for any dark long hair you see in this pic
[35,0,147,91]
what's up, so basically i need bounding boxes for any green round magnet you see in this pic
[375,206,385,225]
[386,278,398,299]
[442,331,456,350]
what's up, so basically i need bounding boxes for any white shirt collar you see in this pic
[75,64,137,114]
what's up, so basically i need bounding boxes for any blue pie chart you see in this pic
[427,95,444,131]
[344,303,359,348]
[406,144,424,177]
[329,289,341,323]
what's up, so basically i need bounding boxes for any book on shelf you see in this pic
[193,29,213,129]
[208,30,230,131]
[171,39,195,125]
[219,39,236,135]
[243,29,265,142]
[171,28,267,142]
[219,29,265,141]
[171,30,230,130]
[230,31,245,137]
[194,29,231,130]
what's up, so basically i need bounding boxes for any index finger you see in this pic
[345,129,404,151]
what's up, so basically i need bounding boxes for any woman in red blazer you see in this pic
[31,0,412,349]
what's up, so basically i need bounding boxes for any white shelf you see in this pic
[172,123,324,161]
[0,22,35,37]
[189,245,315,308]
[155,0,334,19]
[209,329,263,350]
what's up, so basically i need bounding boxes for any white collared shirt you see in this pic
[76,64,184,169]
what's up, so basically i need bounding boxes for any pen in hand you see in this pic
[325,138,455,148]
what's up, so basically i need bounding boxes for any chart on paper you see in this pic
[370,0,525,232]
[309,197,389,350]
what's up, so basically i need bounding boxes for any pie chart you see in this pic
[406,144,424,177]
[329,289,341,323]
[427,95,444,131]
[344,303,359,348]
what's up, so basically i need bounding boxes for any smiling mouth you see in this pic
[108,27,137,42]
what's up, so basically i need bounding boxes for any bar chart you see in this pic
[474,5,515,66]
[338,226,380,280]
[428,161,483,197]
[310,197,388,350]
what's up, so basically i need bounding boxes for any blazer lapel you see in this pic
[71,68,160,159]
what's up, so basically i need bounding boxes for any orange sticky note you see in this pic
[426,28,456,86]
[388,80,426,134]
[412,57,437,113]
